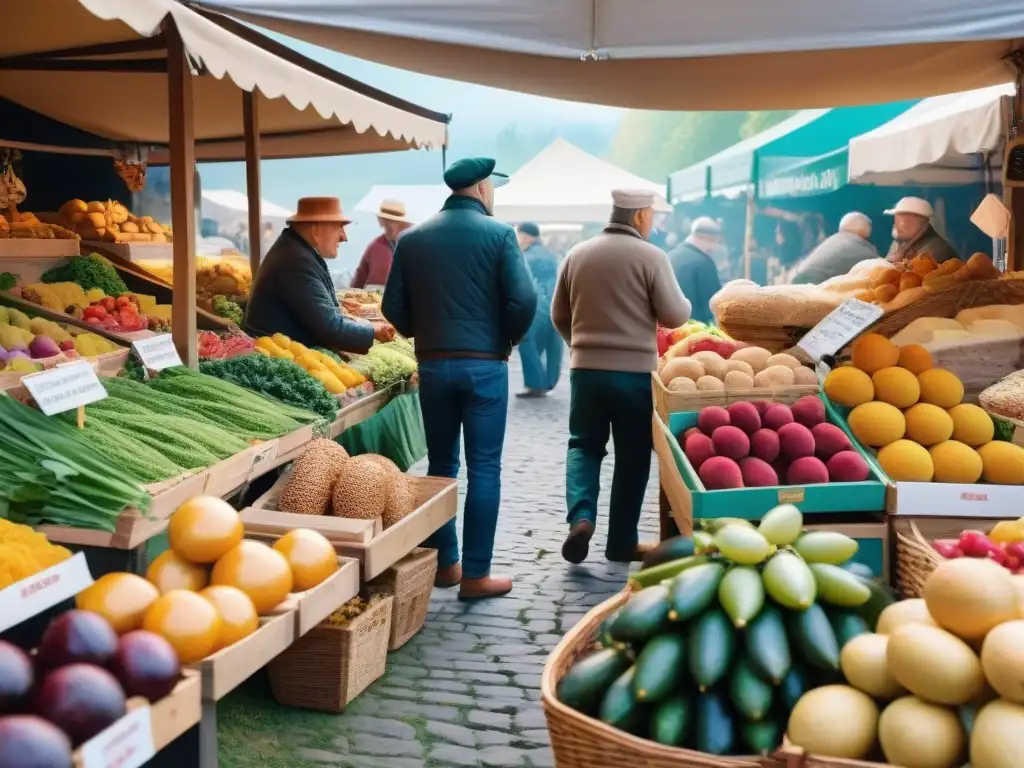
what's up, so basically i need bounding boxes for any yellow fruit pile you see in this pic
[788,557,1024,768]
[255,334,366,394]
[824,333,1024,484]
[0,520,72,590]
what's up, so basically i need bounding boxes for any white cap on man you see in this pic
[884,197,934,219]
[691,216,722,236]
[839,212,872,239]
[611,189,655,209]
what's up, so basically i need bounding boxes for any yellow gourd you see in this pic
[310,368,346,394]
[271,333,291,349]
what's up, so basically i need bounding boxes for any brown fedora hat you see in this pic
[288,196,352,225]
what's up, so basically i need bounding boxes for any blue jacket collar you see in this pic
[284,225,328,266]
[442,195,490,217]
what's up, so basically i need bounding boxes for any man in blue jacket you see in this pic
[516,222,563,397]
[382,158,537,600]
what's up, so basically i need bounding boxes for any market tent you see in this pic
[201,188,292,234]
[493,138,669,224]
[0,0,449,163]
[354,185,450,224]
[848,83,1016,187]
[195,0,1022,109]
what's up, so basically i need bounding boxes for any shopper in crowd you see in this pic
[668,216,724,324]
[789,212,880,284]
[516,221,563,397]
[885,196,959,266]
[351,199,413,291]
[382,158,536,600]
[245,196,393,350]
[552,189,691,565]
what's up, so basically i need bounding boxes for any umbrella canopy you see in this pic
[493,138,669,224]
[0,0,449,162]
[195,0,1023,109]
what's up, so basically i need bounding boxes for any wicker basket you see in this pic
[771,743,894,768]
[267,594,393,712]
[892,520,943,598]
[368,547,437,650]
[651,372,820,420]
[542,589,760,768]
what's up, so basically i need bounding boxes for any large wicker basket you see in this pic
[892,520,943,598]
[368,547,437,650]
[267,594,393,712]
[542,589,760,768]
[770,743,895,768]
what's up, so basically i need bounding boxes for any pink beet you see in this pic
[684,433,716,470]
[826,450,869,482]
[762,404,795,431]
[726,402,761,435]
[749,429,781,463]
[777,422,815,460]
[738,457,779,487]
[697,406,731,435]
[791,395,826,428]
[932,539,963,559]
[787,456,829,485]
[699,456,744,490]
[812,423,852,460]
[958,530,1000,559]
[711,426,751,461]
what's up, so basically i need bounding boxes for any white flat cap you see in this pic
[691,216,721,236]
[612,189,655,209]
[884,196,933,218]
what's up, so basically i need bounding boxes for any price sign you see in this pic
[0,552,93,633]
[22,361,107,416]
[79,706,155,768]
[132,334,183,371]
[797,298,883,362]
[248,441,279,481]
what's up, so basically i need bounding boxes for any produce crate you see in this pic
[651,371,819,421]
[329,384,392,438]
[368,547,438,650]
[268,594,393,712]
[542,588,760,768]
[271,556,361,637]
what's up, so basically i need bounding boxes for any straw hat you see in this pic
[376,199,411,224]
[288,196,351,224]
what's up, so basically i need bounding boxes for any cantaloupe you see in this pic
[278,439,350,516]
[823,366,874,408]
[978,441,1024,485]
[971,699,1024,768]
[930,440,983,484]
[878,696,964,768]
[787,685,879,760]
[918,368,965,409]
[331,454,392,520]
[948,403,995,446]
[660,357,704,385]
[876,598,937,635]
[923,558,1019,640]
[848,401,906,447]
[872,366,921,408]
[904,403,954,447]
[878,440,934,481]
[383,475,418,528]
[840,634,905,699]
[980,620,1024,703]
[887,623,985,704]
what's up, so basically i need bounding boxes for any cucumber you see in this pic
[729,655,774,721]
[688,607,736,691]
[701,517,756,533]
[610,585,670,644]
[695,691,736,755]
[668,562,725,622]
[740,717,783,756]
[793,531,859,564]
[744,604,791,685]
[556,648,631,715]
[628,554,708,590]
[809,563,872,607]
[718,565,765,628]
[827,608,871,649]
[853,576,897,631]
[641,536,696,570]
[841,561,876,580]
[787,603,840,671]
[599,666,646,735]
[634,633,687,703]
[598,611,621,648]
[651,694,691,747]
[779,663,812,711]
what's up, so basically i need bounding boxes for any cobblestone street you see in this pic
[220,355,660,768]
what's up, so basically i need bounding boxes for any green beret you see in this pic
[443,157,509,190]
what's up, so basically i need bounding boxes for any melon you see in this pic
[278,439,350,516]
[923,558,1019,640]
[972,699,1024,768]
[840,634,905,699]
[980,620,1024,703]
[878,696,964,768]
[887,624,985,705]
[876,598,937,635]
[787,685,878,760]
[660,357,704,385]
[331,454,392,519]
[383,475,418,528]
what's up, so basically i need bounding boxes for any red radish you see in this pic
[931,539,963,559]
[1005,555,1021,573]
[986,547,1008,567]
[1005,542,1024,569]
[958,530,999,558]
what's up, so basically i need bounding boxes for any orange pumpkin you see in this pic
[168,496,243,564]
[76,572,160,634]
[211,540,293,614]
[273,529,339,591]
[142,590,222,664]
[198,586,259,652]
[146,550,209,594]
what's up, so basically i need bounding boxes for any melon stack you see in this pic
[786,557,1024,768]
[660,347,819,393]
[823,333,1024,485]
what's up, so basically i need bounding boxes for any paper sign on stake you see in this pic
[0,552,93,633]
[132,334,183,371]
[970,193,1011,240]
[797,298,883,362]
[79,706,155,768]
[22,361,107,416]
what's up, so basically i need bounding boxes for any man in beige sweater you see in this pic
[552,189,692,564]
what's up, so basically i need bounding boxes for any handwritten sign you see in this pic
[79,706,155,768]
[132,334,182,371]
[248,441,279,481]
[0,552,93,633]
[797,298,883,362]
[22,362,107,416]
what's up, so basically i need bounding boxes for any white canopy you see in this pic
[493,139,669,224]
[196,0,1022,109]
[354,184,450,224]
[202,189,293,218]
[848,83,1016,186]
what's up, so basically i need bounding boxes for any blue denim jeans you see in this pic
[418,359,509,579]
[518,313,563,391]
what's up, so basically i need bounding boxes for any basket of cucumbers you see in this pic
[541,505,896,768]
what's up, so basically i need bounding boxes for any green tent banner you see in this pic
[758,149,849,200]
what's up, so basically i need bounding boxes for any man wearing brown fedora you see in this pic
[245,196,394,350]
[351,199,413,291]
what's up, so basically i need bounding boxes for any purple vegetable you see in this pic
[28,336,61,359]
[8,349,29,360]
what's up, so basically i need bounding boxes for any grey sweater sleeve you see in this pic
[649,250,692,329]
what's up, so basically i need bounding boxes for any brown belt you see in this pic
[416,351,507,362]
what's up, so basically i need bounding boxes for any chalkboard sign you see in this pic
[1004,137,1024,187]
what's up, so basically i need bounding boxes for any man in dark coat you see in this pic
[789,212,880,285]
[668,216,724,324]
[885,196,959,266]
[515,221,563,397]
[244,196,392,351]
[382,158,537,600]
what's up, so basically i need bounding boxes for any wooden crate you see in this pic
[189,611,296,701]
[271,557,362,637]
[329,386,392,438]
[651,371,819,420]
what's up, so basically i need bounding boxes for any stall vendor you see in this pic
[350,199,413,291]
[885,196,959,266]
[245,196,394,351]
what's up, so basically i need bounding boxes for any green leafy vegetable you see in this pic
[211,294,244,325]
[0,272,16,291]
[41,253,128,297]
[197,355,338,418]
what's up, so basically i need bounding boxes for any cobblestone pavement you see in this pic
[244,355,660,767]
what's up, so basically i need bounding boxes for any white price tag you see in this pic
[797,298,883,362]
[79,706,155,768]
[248,441,279,481]
[22,361,107,416]
[0,552,93,633]
[132,334,183,371]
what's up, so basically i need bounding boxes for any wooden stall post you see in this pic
[166,20,198,368]
[243,90,262,276]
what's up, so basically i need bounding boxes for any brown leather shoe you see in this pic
[562,520,595,564]
[458,575,513,601]
[606,541,657,563]
[435,563,462,588]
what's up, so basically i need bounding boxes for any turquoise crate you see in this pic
[659,395,888,519]
[802,518,888,580]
